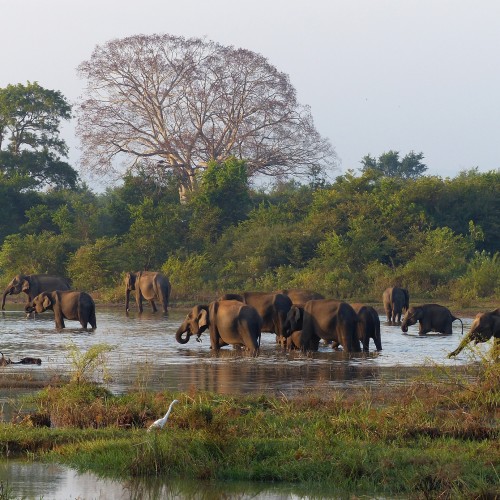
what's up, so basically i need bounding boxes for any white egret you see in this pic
[147,399,179,432]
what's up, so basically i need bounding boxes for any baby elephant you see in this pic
[401,304,462,335]
[26,291,97,329]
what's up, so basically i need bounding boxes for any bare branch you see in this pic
[77,34,337,196]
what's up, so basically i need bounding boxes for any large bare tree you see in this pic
[77,34,336,200]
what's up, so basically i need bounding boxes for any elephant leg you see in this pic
[418,321,430,335]
[362,336,370,352]
[136,293,144,313]
[161,293,169,313]
[444,321,453,335]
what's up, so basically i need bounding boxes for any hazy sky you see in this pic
[1,0,499,185]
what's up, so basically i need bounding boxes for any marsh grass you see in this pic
[2,358,499,498]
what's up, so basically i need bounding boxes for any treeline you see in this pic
[1,159,499,305]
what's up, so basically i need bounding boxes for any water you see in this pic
[0,305,486,499]
[0,306,478,396]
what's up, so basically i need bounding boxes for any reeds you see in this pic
[1,356,498,498]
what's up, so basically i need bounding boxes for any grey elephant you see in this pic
[284,300,361,353]
[382,287,410,324]
[125,271,171,313]
[448,308,500,357]
[276,289,325,307]
[2,274,71,310]
[351,303,382,352]
[26,290,96,329]
[401,304,463,335]
[219,292,292,341]
[175,300,262,355]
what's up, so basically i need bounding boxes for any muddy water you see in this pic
[0,306,477,396]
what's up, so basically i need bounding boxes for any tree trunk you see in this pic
[178,166,199,204]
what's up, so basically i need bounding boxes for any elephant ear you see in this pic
[198,308,209,329]
[42,295,52,309]
[21,279,30,292]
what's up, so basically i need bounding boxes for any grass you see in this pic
[0,356,498,498]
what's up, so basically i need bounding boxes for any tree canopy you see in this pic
[0,82,77,190]
[76,34,336,200]
[361,150,428,179]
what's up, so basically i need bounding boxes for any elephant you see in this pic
[448,308,500,357]
[276,289,325,307]
[401,304,463,336]
[351,303,382,352]
[219,292,292,340]
[175,300,262,355]
[125,271,171,313]
[25,290,97,329]
[284,329,303,350]
[2,274,71,310]
[382,287,410,324]
[284,300,361,353]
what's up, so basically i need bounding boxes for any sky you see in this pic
[1,0,499,187]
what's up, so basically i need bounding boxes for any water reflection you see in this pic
[0,306,482,397]
[0,460,338,499]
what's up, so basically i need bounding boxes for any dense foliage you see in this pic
[0,148,499,304]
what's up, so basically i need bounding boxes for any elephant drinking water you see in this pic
[448,308,500,357]
[401,304,463,336]
[175,300,262,355]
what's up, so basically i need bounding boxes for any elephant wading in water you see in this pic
[2,274,71,310]
[125,271,171,313]
[26,291,97,329]
[383,287,410,325]
[351,303,382,352]
[401,304,463,336]
[448,308,500,357]
[219,292,292,341]
[175,300,262,355]
[284,300,361,352]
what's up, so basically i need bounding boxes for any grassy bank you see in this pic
[0,358,498,498]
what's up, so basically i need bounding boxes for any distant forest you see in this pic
[1,161,499,305]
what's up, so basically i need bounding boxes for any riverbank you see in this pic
[0,357,498,498]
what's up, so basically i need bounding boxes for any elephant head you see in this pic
[28,293,53,314]
[2,274,29,309]
[401,306,422,333]
[284,305,304,337]
[175,305,209,344]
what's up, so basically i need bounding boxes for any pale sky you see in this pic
[1,0,499,187]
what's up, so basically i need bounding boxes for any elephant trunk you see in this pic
[448,335,470,357]
[1,288,12,310]
[175,323,192,344]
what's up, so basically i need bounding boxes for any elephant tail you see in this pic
[454,316,464,335]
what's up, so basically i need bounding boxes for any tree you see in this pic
[76,34,336,200]
[0,82,77,189]
[361,150,427,179]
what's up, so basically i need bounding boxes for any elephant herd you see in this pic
[1,275,499,359]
